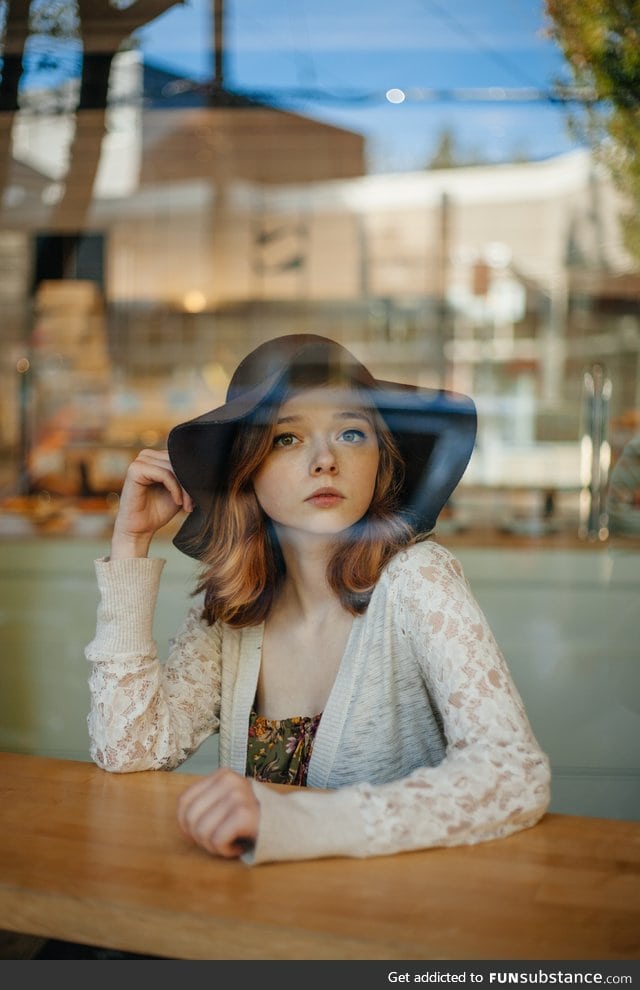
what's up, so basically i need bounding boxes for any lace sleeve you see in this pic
[354,543,550,855]
[86,557,222,773]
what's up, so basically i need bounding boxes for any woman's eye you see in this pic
[340,429,366,443]
[273,433,298,447]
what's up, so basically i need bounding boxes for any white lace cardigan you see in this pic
[85,539,550,864]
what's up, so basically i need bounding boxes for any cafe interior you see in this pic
[0,0,638,962]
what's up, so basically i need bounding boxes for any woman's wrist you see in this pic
[110,530,153,559]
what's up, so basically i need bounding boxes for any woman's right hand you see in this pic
[110,449,194,559]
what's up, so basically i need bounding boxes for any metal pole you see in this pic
[578,363,612,540]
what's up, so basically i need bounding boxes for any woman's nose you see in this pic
[310,441,338,475]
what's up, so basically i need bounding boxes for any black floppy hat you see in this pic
[167,334,477,559]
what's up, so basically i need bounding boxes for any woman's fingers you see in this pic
[177,770,257,856]
[110,449,195,556]
[135,450,194,512]
[127,449,186,507]
[177,769,260,859]
[118,449,194,521]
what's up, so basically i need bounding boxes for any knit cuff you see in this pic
[244,781,366,864]
[88,556,166,657]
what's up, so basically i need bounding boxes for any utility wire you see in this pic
[422,0,547,91]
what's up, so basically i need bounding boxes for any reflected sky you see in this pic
[136,0,583,170]
[14,0,584,172]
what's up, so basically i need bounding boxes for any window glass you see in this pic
[1,0,638,544]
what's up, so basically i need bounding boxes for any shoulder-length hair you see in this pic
[193,384,417,627]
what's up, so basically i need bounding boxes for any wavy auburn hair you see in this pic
[194,384,417,627]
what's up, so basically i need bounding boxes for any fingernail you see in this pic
[234,837,255,854]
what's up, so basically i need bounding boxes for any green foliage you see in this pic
[428,129,460,170]
[545,0,640,263]
[425,129,489,170]
[426,127,532,170]
[29,1,80,38]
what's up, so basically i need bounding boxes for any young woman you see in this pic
[86,333,550,864]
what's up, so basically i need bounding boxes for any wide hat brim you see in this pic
[167,335,477,560]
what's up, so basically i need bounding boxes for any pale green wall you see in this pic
[0,537,638,818]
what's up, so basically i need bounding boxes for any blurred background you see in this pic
[0,0,638,820]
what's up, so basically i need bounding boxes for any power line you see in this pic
[423,0,547,91]
[157,80,599,107]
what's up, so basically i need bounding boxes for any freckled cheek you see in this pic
[253,476,282,513]
[357,452,380,494]
[348,458,379,513]
[253,461,304,515]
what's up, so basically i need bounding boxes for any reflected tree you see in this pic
[52,0,184,230]
[0,0,183,228]
[425,127,490,170]
[545,0,640,261]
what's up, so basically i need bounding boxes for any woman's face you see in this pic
[252,386,380,541]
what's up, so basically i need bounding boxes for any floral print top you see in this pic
[246,710,322,786]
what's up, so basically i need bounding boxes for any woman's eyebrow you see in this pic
[334,410,373,424]
[275,409,373,426]
[275,414,304,426]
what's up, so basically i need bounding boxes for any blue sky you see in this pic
[135,0,582,172]
[74,0,581,173]
[18,1,583,172]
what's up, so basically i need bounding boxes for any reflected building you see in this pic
[0,15,638,530]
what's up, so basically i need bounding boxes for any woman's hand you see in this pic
[111,448,194,559]
[176,768,260,859]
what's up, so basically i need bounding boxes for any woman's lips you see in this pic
[305,488,345,507]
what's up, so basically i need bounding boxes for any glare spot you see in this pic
[182,290,207,313]
[3,185,26,208]
[141,430,160,447]
[41,183,65,206]
[386,88,406,104]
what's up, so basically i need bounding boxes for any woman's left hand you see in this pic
[176,768,260,858]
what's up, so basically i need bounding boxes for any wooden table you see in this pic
[1,752,639,960]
